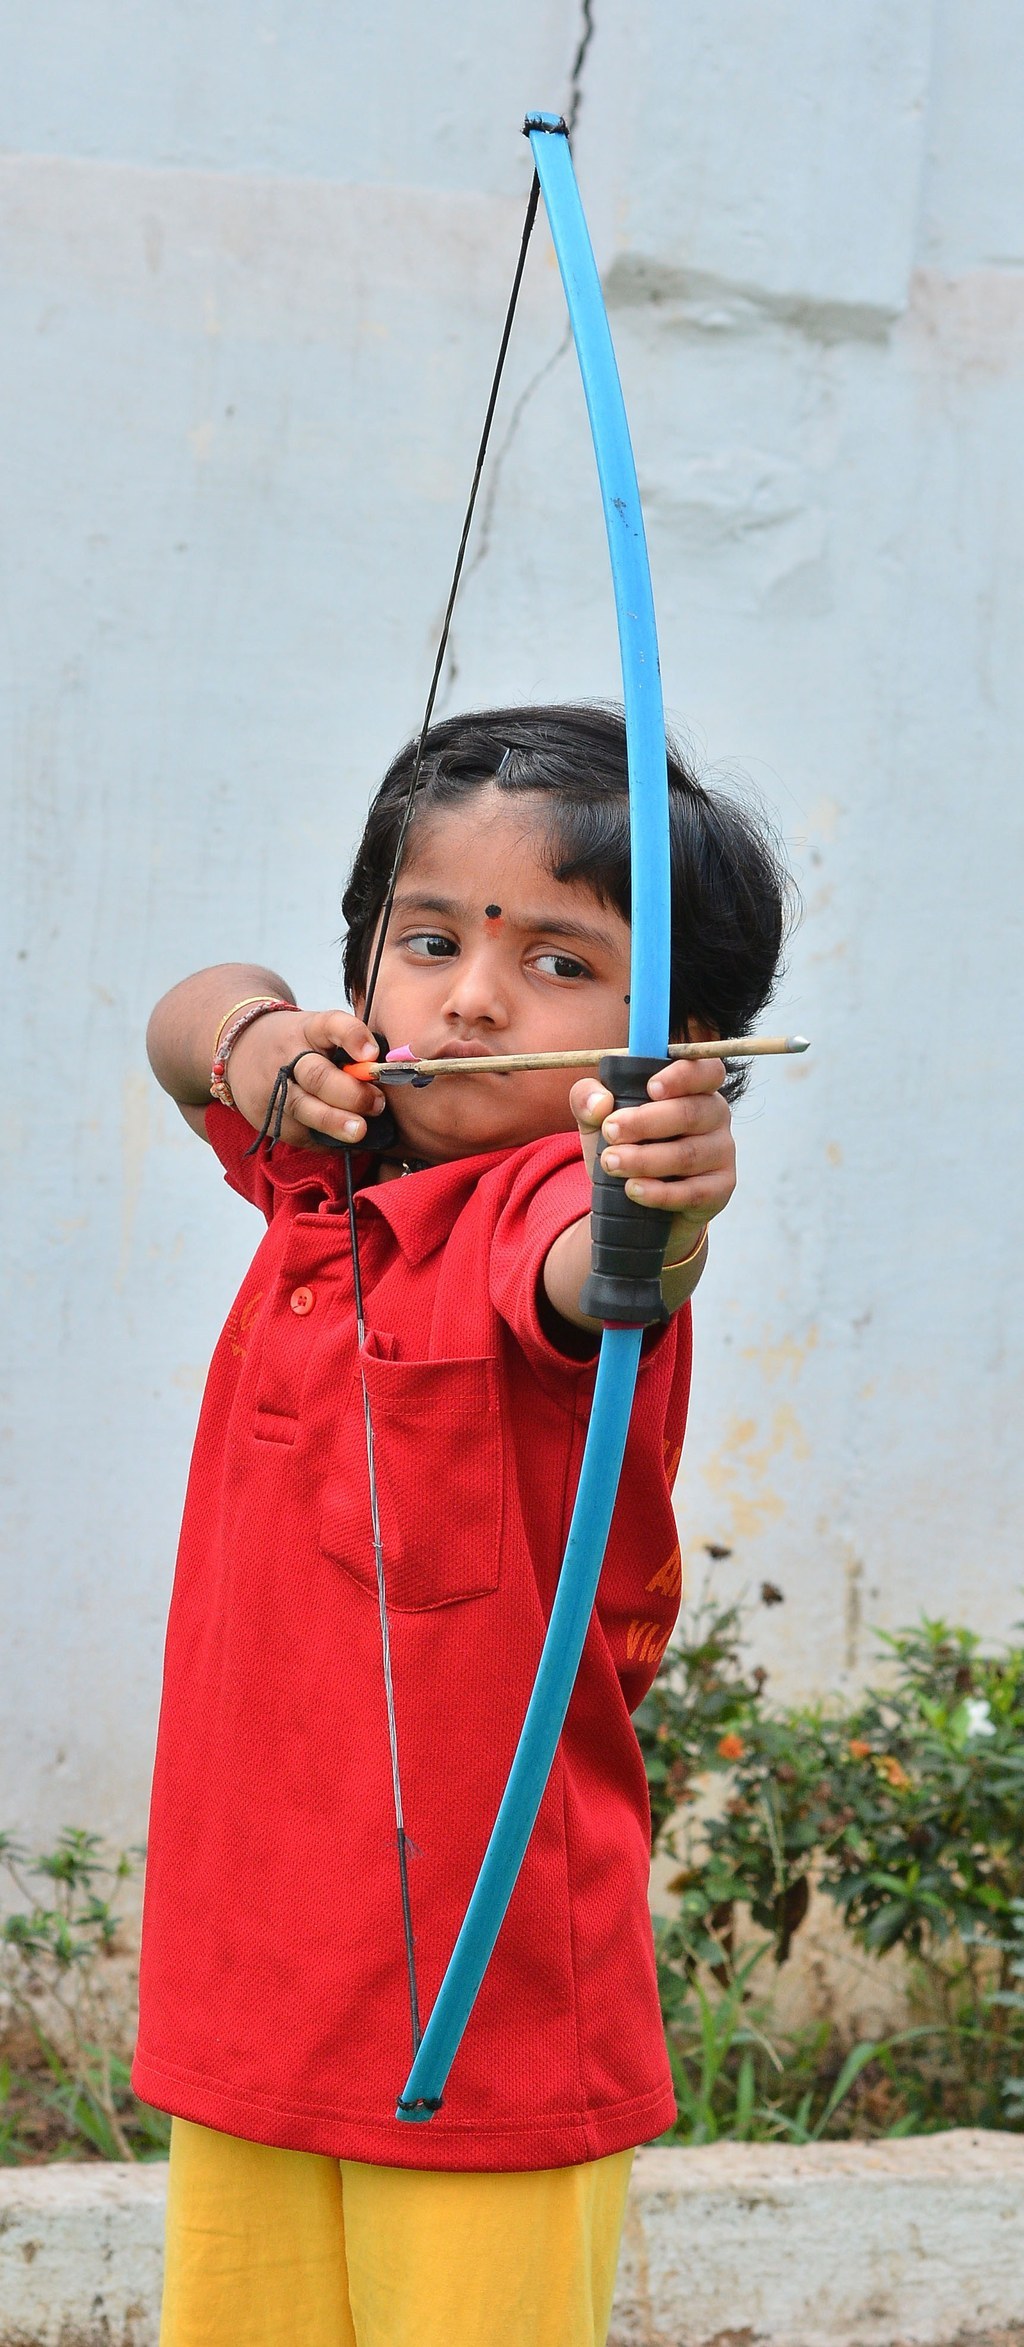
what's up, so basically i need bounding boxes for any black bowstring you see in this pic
[241,176,542,2060]
[343,171,542,2066]
[344,1149,424,2054]
[359,171,540,1036]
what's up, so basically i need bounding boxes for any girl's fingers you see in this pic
[625,1174,733,1216]
[291,1041,384,1122]
[288,1087,369,1146]
[301,1008,378,1061]
[647,1057,726,1098]
[601,1134,735,1184]
[570,1079,615,1131]
[602,1093,727,1146]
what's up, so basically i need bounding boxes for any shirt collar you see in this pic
[355,1147,514,1263]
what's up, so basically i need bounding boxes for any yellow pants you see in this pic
[160,2118,633,2347]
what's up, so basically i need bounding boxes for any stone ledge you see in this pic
[0,2164,166,2347]
[1,2133,1023,2346]
[614,2134,1024,2346]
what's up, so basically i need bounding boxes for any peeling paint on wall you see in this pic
[695,1405,812,1546]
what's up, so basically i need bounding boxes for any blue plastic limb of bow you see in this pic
[396,110,672,2123]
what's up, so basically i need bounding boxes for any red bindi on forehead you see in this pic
[483,904,503,929]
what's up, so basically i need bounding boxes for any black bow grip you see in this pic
[579,1056,673,1327]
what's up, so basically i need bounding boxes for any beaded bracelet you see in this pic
[210,996,295,1109]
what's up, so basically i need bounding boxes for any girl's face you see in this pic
[354,787,632,1163]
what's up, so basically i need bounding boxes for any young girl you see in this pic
[135,703,787,2347]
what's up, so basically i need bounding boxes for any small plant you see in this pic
[639,1578,1024,2138]
[0,1829,169,2162]
[653,1923,920,2144]
[634,1582,763,1847]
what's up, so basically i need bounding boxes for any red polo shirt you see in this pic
[133,1107,689,2168]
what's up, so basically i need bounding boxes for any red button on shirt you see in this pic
[134,1107,691,2173]
[290,1286,314,1315]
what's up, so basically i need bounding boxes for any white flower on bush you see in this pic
[963,1697,996,1739]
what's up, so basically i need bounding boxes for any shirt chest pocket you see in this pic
[320,1334,504,1612]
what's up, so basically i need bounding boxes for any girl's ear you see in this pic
[669,1016,720,1045]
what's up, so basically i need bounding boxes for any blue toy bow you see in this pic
[397,113,672,2122]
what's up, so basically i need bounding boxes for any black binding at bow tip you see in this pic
[522,114,569,137]
[395,2094,444,2116]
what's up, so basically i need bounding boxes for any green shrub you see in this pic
[636,1579,1024,2139]
[0,1830,169,2162]
[6,1594,1022,2158]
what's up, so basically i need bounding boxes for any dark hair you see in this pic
[341,704,790,1099]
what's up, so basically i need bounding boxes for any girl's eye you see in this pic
[405,932,457,960]
[534,952,589,981]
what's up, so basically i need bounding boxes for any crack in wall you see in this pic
[435,328,573,714]
[458,331,570,585]
[566,0,595,136]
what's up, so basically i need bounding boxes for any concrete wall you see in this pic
[3,1,1022,1846]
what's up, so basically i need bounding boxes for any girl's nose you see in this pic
[440,944,510,1030]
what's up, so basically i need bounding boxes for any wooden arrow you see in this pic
[342,1034,810,1082]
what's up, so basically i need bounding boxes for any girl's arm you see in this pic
[544,1059,734,1331]
[146,966,383,1144]
[147,964,295,1132]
